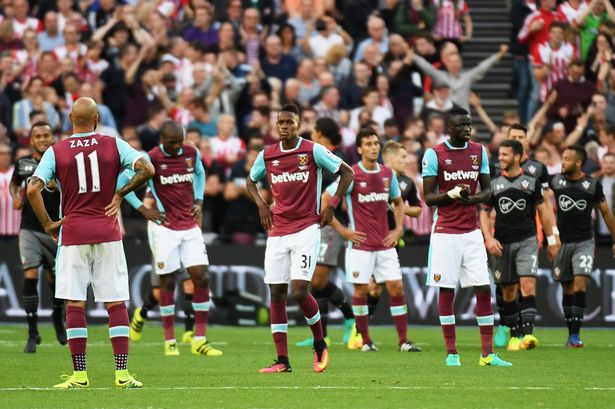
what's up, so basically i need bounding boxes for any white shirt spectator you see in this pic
[349,106,393,133]
[11,17,41,40]
[309,32,344,58]
[210,135,247,172]
[557,1,589,26]
[53,43,88,64]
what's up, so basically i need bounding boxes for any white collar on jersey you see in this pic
[358,161,380,174]
[159,144,183,156]
[279,137,303,152]
[71,131,96,138]
[444,140,468,150]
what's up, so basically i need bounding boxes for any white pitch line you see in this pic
[2,386,615,392]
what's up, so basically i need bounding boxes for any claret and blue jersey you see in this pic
[421,140,490,234]
[33,132,142,245]
[249,137,342,237]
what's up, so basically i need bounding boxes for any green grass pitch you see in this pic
[1,324,613,409]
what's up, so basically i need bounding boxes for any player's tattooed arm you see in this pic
[321,162,354,227]
[105,157,155,217]
[26,176,63,240]
[423,176,459,206]
[458,173,491,205]
[480,207,502,257]
[246,177,273,231]
[597,200,615,257]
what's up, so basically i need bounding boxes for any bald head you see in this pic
[70,97,98,129]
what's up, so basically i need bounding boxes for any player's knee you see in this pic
[311,273,327,290]
[501,285,517,301]
[23,268,38,279]
[519,280,535,296]
[354,284,369,297]
[385,280,404,297]
[292,287,309,303]
[573,276,588,292]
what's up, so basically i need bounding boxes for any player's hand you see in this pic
[191,202,203,226]
[546,243,559,261]
[44,217,64,241]
[12,197,23,210]
[139,206,167,224]
[320,205,335,227]
[104,193,124,217]
[485,237,503,257]
[340,227,367,245]
[383,227,403,248]
[257,203,274,232]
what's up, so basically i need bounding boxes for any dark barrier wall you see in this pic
[1,237,614,326]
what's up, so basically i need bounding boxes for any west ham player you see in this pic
[490,123,559,347]
[480,139,558,352]
[121,120,222,357]
[361,141,423,322]
[246,105,354,373]
[27,97,154,388]
[422,107,512,367]
[9,122,65,353]
[296,117,356,348]
[328,128,420,352]
[550,145,615,347]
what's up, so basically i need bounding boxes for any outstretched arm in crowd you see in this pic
[469,92,497,135]
[563,107,592,148]
[527,91,557,146]
[466,44,508,83]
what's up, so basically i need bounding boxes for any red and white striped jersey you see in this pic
[557,1,589,26]
[11,17,41,40]
[11,50,38,81]
[210,136,247,170]
[531,41,576,101]
[432,0,470,40]
[404,176,433,237]
[53,44,88,65]
[0,166,21,236]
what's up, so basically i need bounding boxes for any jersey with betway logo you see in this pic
[422,140,489,234]
[329,163,400,251]
[121,144,205,231]
[250,137,343,237]
[487,173,543,244]
[549,174,605,243]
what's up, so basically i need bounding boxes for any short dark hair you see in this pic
[30,121,52,134]
[160,120,184,138]
[185,127,201,137]
[550,21,567,31]
[279,103,300,116]
[362,86,379,99]
[29,110,44,121]
[414,31,434,43]
[384,118,397,129]
[189,40,207,54]
[499,138,524,157]
[603,152,615,161]
[508,122,528,134]
[448,107,470,118]
[604,123,615,137]
[356,126,379,148]
[314,117,341,146]
[566,145,587,166]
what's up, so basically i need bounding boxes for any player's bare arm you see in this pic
[542,188,560,245]
[458,173,491,205]
[423,176,466,206]
[191,199,203,225]
[9,176,23,210]
[597,200,615,257]
[26,176,63,240]
[246,177,273,231]
[480,207,503,257]
[404,203,422,218]
[536,201,559,260]
[320,161,354,228]
[136,196,167,224]
[105,157,155,217]
[383,196,404,247]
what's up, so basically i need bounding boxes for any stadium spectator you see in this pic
[261,34,298,83]
[432,0,473,46]
[576,0,615,60]
[598,152,615,238]
[304,14,351,58]
[349,87,393,133]
[313,85,342,123]
[188,99,218,138]
[0,142,20,237]
[345,62,372,110]
[354,16,389,62]
[38,12,63,53]
[288,0,318,40]
[210,114,246,173]
[12,77,60,146]
[393,0,437,39]
[510,0,536,124]
[277,23,304,61]
[183,6,219,48]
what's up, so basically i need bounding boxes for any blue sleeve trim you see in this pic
[313,144,342,173]
[480,146,490,174]
[32,148,56,185]
[193,148,205,201]
[249,151,266,181]
[390,172,401,199]
[116,138,143,170]
[421,149,438,177]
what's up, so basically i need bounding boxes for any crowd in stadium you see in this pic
[0,0,614,245]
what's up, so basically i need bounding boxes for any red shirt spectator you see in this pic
[518,0,566,55]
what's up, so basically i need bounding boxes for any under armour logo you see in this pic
[558,179,567,186]
[498,197,526,214]
[559,195,587,211]
[496,184,504,190]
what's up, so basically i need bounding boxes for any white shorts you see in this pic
[56,241,129,302]
[427,229,490,288]
[264,224,320,284]
[345,248,401,284]
[147,222,209,275]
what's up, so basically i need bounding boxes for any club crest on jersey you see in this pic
[553,267,561,278]
[521,179,530,190]
[494,270,501,280]
[383,177,390,190]
[400,181,407,191]
[582,181,590,190]
[433,274,441,283]
[185,157,193,170]
[528,165,536,174]
[298,153,309,166]
[470,155,478,165]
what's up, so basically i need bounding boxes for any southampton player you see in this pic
[128,191,195,344]
[550,145,615,347]
[296,117,356,348]
[9,122,66,353]
[490,123,559,347]
[27,97,154,388]
[328,128,421,352]
[422,107,511,367]
[361,141,423,322]
[121,120,222,357]
[246,105,354,373]
[480,139,558,352]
